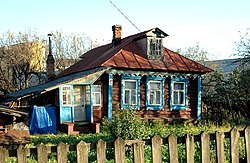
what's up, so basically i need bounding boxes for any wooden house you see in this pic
[2,25,212,134]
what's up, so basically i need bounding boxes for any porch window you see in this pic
[92,85,101,106]
[62,86,72,106]
[121,75,141,109]
[170,78,189,110]
[146,77,165,110]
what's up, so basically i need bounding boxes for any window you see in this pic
[149,81,162,105]
[121,75,141,109]
[148,37,163,60]
[170,78,189,110]
[146,77,165,110]
[173,82,185,105]
[62,86,72,106]
[92,85,101,106]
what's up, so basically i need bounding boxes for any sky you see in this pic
[1,0,250,60]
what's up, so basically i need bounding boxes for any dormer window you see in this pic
[149,37,163,59]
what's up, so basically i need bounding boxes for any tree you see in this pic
[0,29,45,95]
[175,43,209,63]
[0,29,92,95]
[50,31,92,72]
[235,29,250,64]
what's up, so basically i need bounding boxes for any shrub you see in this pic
[102,109,146,140]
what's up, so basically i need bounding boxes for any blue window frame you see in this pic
[121,75,141,109]
[170,78,189,110]
[146,76,165,110]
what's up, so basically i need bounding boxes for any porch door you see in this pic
[73,86,86,121]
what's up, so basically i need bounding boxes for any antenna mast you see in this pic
[109,1,140,32]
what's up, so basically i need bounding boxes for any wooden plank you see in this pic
[57,142,68,163]
[37,144,48,163]
[97,139,106,163]
[245,126,250,163]
[76,141,89,163]
[115,137,125,163]
[201,132,210,163]
[231,128,239,163]
[216,132,225,163]
[152,135,162,163]
[168,134,178,163]
[0,147,6,163]
[186,134,194,163]
[133,141,145,163]
[17,145,27,163]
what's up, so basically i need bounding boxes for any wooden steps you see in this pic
[60,122,100,134]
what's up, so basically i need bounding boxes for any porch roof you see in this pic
[3,67,109,103]
[0,105,28,117]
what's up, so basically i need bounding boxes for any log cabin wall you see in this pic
[109,74,199,121]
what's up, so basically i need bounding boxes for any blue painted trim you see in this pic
[146,76,165,110]
[120,75,141,109]
[197,75,202,120]
[108,74,113,120]
[90,84,93,123]
[59,85,74,123]
[170,77,189,110]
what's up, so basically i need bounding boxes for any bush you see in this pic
[102,109,146,140]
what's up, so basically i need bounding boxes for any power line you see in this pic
[109,0,140,32]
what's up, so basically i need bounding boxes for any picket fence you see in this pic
[1,127,250,163]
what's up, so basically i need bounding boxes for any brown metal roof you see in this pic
[57,29,212,78]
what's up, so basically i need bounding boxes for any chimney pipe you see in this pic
[112,25,122,46]
[46,34,55,80]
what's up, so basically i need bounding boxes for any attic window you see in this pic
[148,37,163,60]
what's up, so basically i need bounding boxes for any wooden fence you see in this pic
[1,127,250,163]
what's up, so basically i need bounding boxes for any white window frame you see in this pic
[148,81,162,106]
[62,85,72,106]
[92,85,101,106]
[148,37,163,59]
[172,82,186,105]
[123,80,138,105]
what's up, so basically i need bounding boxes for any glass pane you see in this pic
[173,92,179,104]
[174,83,184,90]
[179,92,184,104]
[125,81,136,89]
[150,82,161,90]
[94,93,100,105]
[131,90,137,104]
[156,91,161,104]
[149,91,155,104]
[93,85,100,92]
[125,90,130,104]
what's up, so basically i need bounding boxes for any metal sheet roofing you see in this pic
[57,28,212,78]
[3,67,109,102]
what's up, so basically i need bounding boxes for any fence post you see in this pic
[0,147,6,163]
[57,142,68,163]
[115,137,125,163]
[133,140,145,163]
[186,134,194,163]
[17,145,27,163]
[168,134,178,163]
[231,128,239,163]
[77,141,89,163]
[201,132,210,163]
[152,135,162,163]
[216,131,225,163]
[37,144,48,163]
[97,139,106,163]
[245,127,250,163]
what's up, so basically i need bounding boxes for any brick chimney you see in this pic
[112,25,122,46]
[46,34,55,80]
